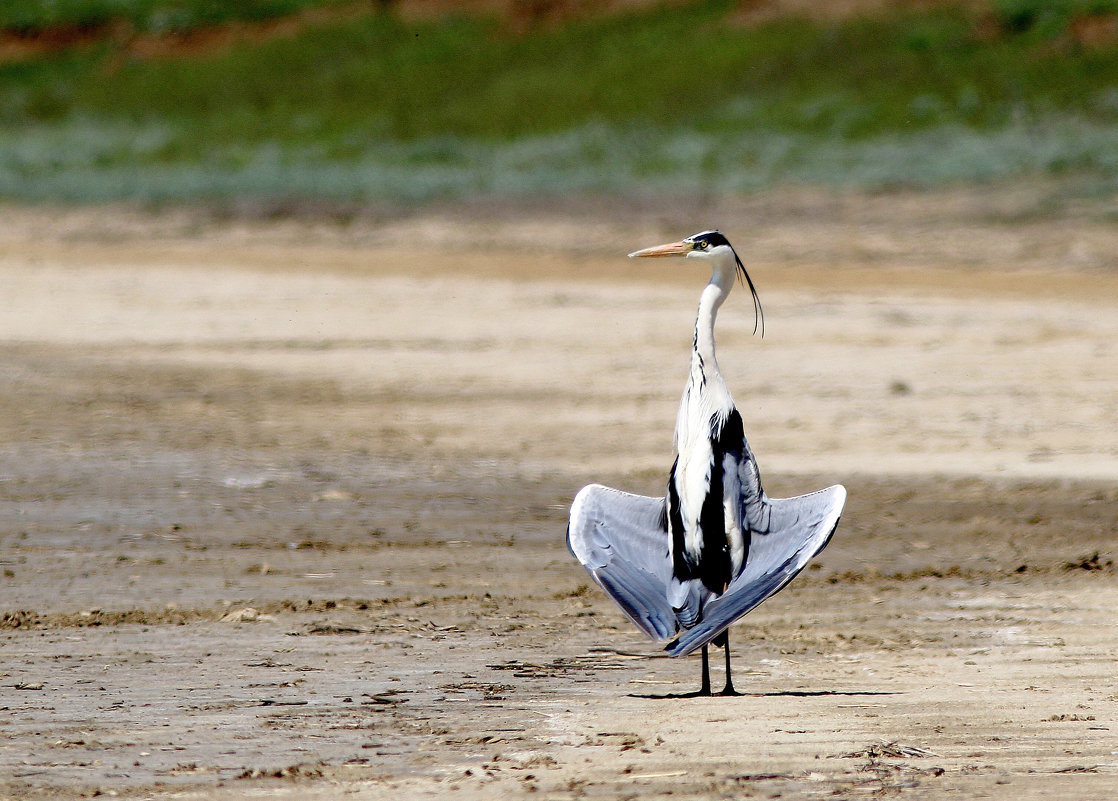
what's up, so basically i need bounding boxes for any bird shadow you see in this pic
[628,689,900,700]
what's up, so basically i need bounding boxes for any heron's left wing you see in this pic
[666,483,846,656]
[567,484,679,642]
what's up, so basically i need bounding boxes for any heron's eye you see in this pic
[696,240,708,250]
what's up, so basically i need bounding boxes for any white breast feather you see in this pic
[673,367,737,565]
[677,437,713,558]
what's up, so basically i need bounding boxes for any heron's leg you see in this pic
[719,630,740,697]
[698,645,712,696]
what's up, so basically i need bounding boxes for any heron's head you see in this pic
[628,230,764,336]
[628,230,734,262]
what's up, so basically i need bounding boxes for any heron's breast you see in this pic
[673,437,716,551]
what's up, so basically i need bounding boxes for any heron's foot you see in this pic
[673,686,713,698]
[673,683,741,697]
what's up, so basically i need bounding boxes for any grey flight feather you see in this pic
[567,481,846,656]
[566,485,677,642]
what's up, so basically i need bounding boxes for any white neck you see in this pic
[674,256,739,453]
[691,260,737,375]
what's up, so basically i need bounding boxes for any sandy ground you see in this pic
[1,192,1117,800]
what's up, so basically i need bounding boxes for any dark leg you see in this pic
[698,644,712,696]
[719,629,740,696]
[659,641,736,699]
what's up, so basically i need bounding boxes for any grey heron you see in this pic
[567,230,846,696]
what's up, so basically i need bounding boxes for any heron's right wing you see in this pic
[567,484,679,642]
[666,483,846,656]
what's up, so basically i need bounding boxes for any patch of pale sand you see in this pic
[1,235,1115,483]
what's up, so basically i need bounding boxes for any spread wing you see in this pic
[666,483,846,656]
[568,482,847,656]
[567,484,679,642]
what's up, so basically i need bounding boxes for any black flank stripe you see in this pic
[697,448,729,594]
[704,409,750,590]
[667,457,693,581]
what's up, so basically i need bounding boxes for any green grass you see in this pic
[3,0,1118,204]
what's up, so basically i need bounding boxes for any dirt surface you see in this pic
[1,193,1117,799]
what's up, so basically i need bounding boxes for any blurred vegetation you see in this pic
[993,0,1118,38]
[2,0,1118,204]
[0,0,352,35]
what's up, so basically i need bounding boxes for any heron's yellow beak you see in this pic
[628,240,692,259]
